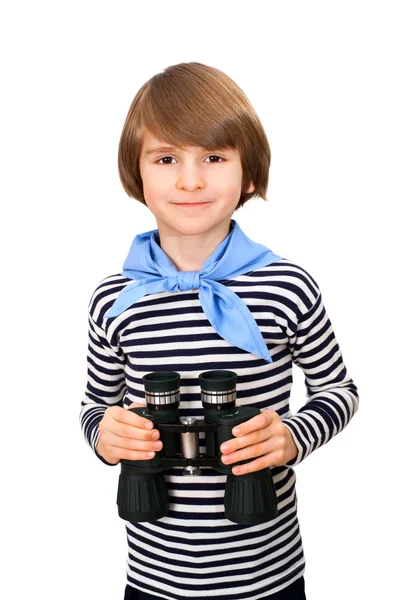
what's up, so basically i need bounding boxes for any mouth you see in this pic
[173,202,211,208]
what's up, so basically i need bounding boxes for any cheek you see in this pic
[142,165,170,192]
[141,176,165,204]
[211,169,242,196]
[216,182,242,203]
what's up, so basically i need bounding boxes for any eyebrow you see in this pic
[144,145,229,156]
[145,146,184,156]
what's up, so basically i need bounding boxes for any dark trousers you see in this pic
[124,576,306,599]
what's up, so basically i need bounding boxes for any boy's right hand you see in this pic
[96,403,163,465]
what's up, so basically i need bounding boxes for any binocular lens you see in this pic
[199,369,237,391]
[142,371,180,391]
[199,370,237,408]
[142,371,181,407]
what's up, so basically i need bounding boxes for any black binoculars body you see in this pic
[117,370,278,525]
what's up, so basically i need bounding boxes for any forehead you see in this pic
[141,128,235,155]
[141,129,188,152]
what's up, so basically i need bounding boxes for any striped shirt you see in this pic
[80,258,359,599]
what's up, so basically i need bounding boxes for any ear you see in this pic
[246,181,255,193]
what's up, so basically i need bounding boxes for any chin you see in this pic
[179,215,227,228]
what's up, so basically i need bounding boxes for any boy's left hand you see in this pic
[220,410,298,475]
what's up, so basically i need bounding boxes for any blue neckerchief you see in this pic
[104,219,283,363]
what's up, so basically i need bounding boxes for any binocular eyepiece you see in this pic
[117,370,278,525]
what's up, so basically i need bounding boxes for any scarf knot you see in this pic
[177,271,200,291]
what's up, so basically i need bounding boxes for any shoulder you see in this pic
[88,273,132,325]
[248,257,321,313]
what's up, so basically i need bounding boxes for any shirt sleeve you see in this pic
[79,308,127,466]
[281,290,360,467]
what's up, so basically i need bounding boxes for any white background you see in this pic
[1,1,399,599]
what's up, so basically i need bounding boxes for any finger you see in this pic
[110,409,159,441]
[221,428,273,455]
[231,410,276,438]
[129,402,147,409]
[231,449,284,475]
[105,445,160,462]
[221,438,279,465]
[109,420,160,441]
[104,431,163,454]
[116,405,154,430]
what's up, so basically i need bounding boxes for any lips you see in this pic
[174,202,210,206]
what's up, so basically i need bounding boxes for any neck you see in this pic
[157,220,233,272]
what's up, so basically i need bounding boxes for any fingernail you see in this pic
[221,444,228,453]
[232,428,240,435]
[146,422,153,429]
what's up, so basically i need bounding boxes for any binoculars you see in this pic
[117,370,278,525]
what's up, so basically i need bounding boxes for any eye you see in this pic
[156,155,225,165]
[156,156,176,165]
[206,155,225,163]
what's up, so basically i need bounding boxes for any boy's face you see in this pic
[139,128,254,239]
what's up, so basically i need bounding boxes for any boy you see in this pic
[80,62,359,600]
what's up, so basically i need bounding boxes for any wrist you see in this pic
[285,427,298,462]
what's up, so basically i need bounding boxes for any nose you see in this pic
[176,162,205,191]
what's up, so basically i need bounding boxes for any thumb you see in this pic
[128,401,146,409]
[261,409,277,427]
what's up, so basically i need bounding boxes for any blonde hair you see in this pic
[118,62,271,210]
